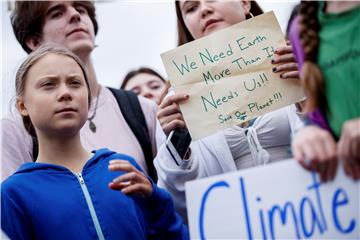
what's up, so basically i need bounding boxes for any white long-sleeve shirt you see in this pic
[154,105,304,223]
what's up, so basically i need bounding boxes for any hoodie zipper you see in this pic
[75,172,105,240]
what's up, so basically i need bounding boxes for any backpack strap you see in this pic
[107,87,157,182]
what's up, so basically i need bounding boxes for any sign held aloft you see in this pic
[161,11,305,140]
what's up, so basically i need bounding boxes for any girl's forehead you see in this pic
[135,73,163,81]
[36,53,73,66]
[179,0,192,7]
[28,54,82,76]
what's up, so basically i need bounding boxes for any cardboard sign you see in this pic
[161,12,305,140]
[185,160,360,239]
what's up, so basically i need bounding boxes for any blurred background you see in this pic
[1,0,299,117]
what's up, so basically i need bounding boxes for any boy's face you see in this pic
[33,1,95,56]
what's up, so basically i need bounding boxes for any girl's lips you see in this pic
[203,19,222,33]
[55,108,77,114]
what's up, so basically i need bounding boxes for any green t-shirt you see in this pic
[317,3,360,137]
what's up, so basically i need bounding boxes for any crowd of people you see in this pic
[1,1,359,239]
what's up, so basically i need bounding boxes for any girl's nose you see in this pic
[142,89,154,100]
[58,86,73,102]
[200,1,214,18]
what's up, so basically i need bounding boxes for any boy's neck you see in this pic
[82,57,100,99]
[36,133,92,173]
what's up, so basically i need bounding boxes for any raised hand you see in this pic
[157,93,189,136]
[108,160,153,197]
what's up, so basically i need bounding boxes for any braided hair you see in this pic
[299,1,327,113]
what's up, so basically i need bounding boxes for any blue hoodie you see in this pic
[1,149,188,240]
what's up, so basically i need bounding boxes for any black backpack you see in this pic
[32,88,157,182]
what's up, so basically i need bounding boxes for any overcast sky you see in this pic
[1,1,298,116]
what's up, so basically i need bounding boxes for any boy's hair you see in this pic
[299,1,326,112]
[11,1,99,54]
[120,67,166,89]
[15,43,91,138]
[175,1,264,46]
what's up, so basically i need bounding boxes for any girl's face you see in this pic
[124,73,166,105]
[33,1,95,56]
[17,54,89,137]
[179,0,251,39]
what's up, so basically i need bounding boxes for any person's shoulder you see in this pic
[1,111,32,142]
[100,86,157,128]
[102,86,156,112]
[1,170,39,213]
[2,111,25,128]
[1,171,28,194]
[95,148,138,164]
[112,152,138,166]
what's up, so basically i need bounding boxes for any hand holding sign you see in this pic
[161,12,305,140]
[157,92,189,136]
[272,42,299,79]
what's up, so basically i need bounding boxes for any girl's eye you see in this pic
[70,80,82,87]
[185,3,198,14]
[149,84,161,90]
[41,82,55,89]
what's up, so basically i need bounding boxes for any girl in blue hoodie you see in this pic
[1,44,188,240]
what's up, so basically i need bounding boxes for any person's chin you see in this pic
[67,41,95,55]
[55,123,82,137]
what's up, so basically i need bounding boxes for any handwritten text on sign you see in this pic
[185,160,360,239]
[161,12,305,140]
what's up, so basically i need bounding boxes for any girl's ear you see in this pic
[242,0,252,16]
[16,98,29,117]
[25,36,42,52]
